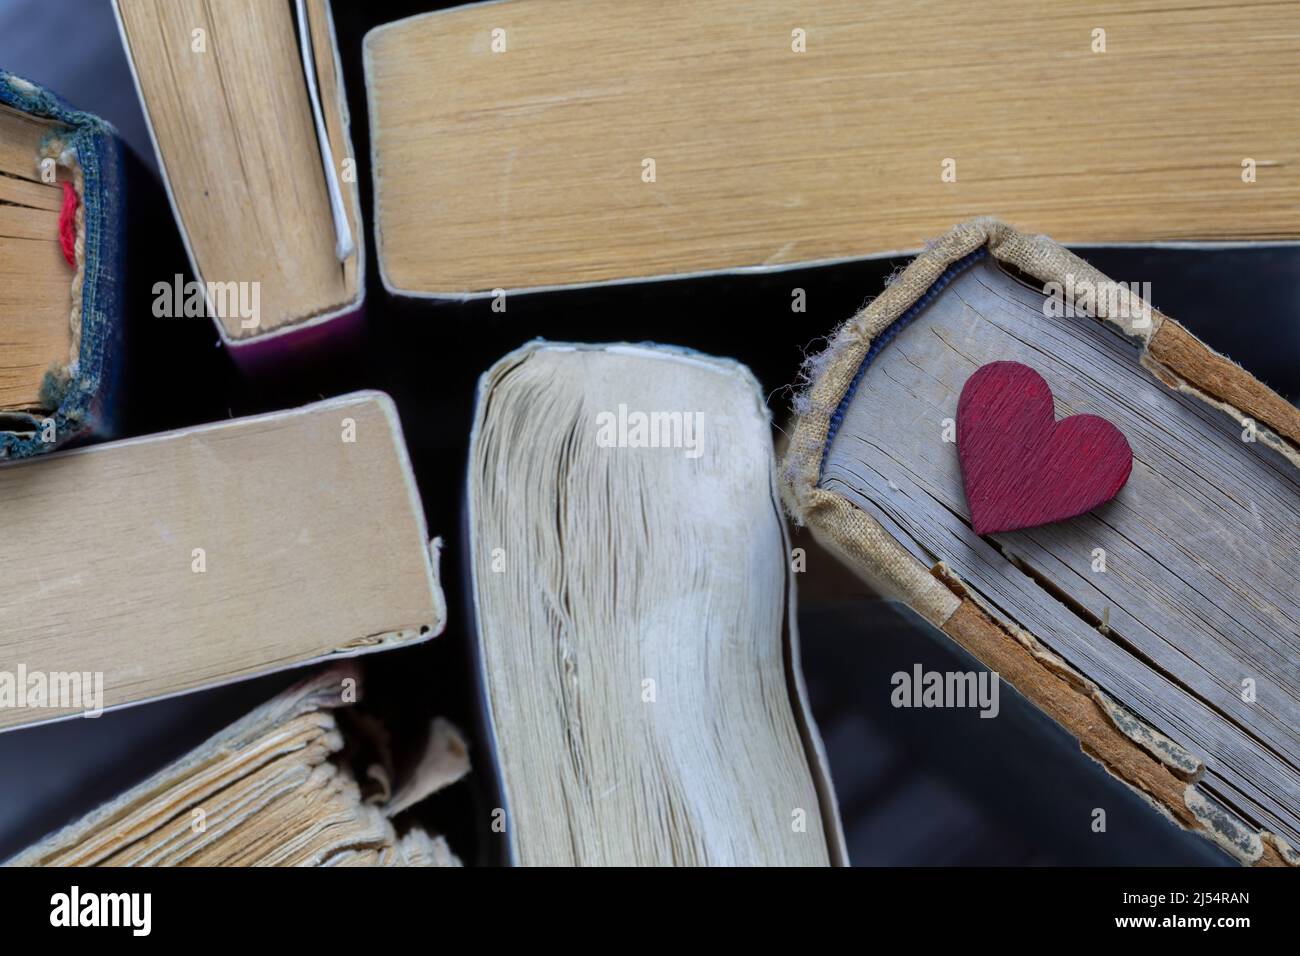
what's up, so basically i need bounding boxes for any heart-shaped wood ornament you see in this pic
[956,361,1133,535]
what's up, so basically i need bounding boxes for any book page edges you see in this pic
[367,241,1300,304]
[111,0,365,348]
[466,340,847,865]
[4,665,359,866]
[779,497,850,866]
[361,7,1300,300]
[0,78,116,449]
[778,218,1300,865]
[295,0,353,263]
[29,124,84,376]
[0,391,445,736]
[7,667,467,867]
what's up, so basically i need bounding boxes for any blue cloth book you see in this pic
[0,70,123,459]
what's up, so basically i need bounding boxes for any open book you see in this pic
[0,392,443,731]
[467,341,846,865]
[8,667,468,866]
[0,70,122,457]
[114,0,362,353]
[781,219,1300,865]
[364,0,1298,297]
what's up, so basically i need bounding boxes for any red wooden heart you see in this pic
[957,361,1132,535]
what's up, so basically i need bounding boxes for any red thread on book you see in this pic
[58,180,77,267]
[957,361,1133,535]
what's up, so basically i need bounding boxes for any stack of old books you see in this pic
[1,0,1295,868]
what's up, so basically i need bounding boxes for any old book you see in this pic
[0,70,122,458]
[364,0,1300,297]
[0,392,443,732]
[7,667,469,867]
[467,341,846,865]
[781,218,1300,866]
[113,0,362,353]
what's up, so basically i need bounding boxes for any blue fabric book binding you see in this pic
[0,70,122,459]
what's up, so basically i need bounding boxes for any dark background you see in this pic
[0,0,1294,866]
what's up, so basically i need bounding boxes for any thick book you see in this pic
[364,0,1299,298]
[113,0,363,356]
[781,218,1300,866]
[0,70,123,458]
[0,392,443,732]
[8,667,469,867]
[467,341,846,865]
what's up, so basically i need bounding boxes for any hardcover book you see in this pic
[0,392,444,732]
[113,0,363,356]
[467,341,846,865]
[364,0,1299,298]
[0,70,123,458]
[780,218,1300,865]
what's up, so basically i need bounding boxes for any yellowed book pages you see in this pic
[0,104,73,411]
[469,342,845,865]
[8,668,467,868]
[0,392,443,731]
[366,0,1300,295]
[115,0,361,342]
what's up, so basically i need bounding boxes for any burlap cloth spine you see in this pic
[779,217,1300,866]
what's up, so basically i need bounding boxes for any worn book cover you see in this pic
[781,218,1300,865]
[0,70,123,458]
